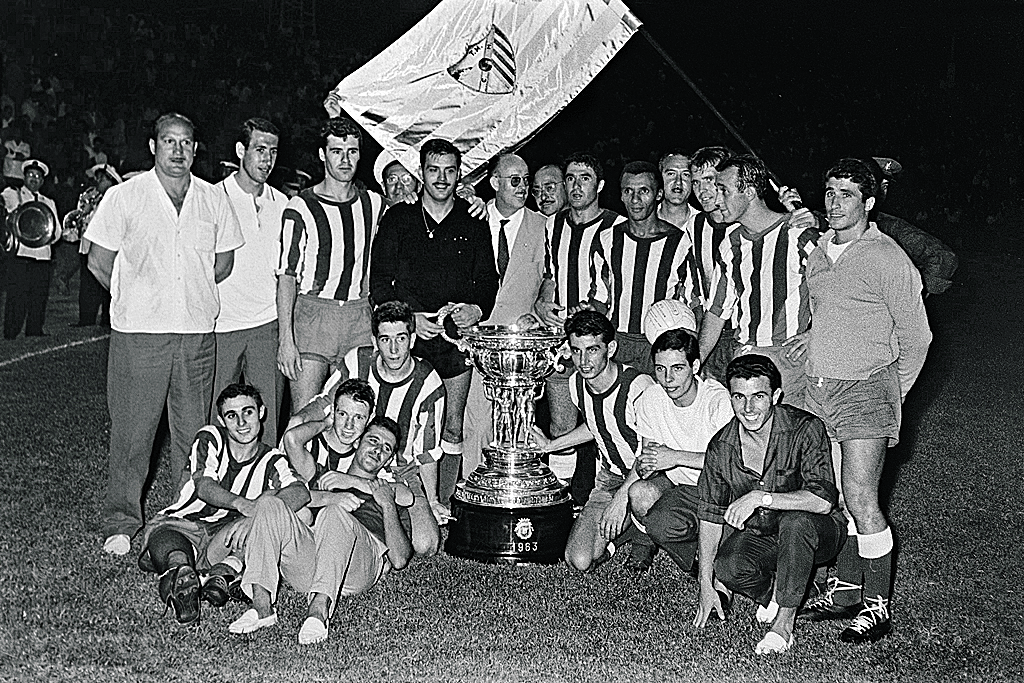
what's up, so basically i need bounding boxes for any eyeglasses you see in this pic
[495,175,529,187]
[532,182,559,198]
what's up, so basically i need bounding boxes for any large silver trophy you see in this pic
[443,324,573,564]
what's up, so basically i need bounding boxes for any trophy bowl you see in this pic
[444,323,574,564]
[462,325,566,385]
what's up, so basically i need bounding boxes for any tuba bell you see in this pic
[0,204,16,254]
[6,200,59,249]
[63,209,86,244]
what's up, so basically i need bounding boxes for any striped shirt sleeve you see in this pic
[588,229,611,307]
[412,383,446,464]
[707,238,736,320]
[266,449,302,490]
[193,426,226,480]
[278,202,308,278]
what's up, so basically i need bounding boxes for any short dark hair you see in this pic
[151,112,195,142]
[651,329,699,364]
[563,152,604,181]
[824,158,879,202]
[372,300,416,337]
[621,160,661,192]
[717,154,769,200]
[565,310,615,344]
[216,382,264,412]
[689,146,733,171]
[726,354,782,393]
[319,117,363,150]
[334,378,376,412]
[237,117,280,148]
[420,139,461,168]
[366,415,401,447]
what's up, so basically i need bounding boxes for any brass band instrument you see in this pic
[5,200,59,250]
[0,204,14,254]
[62,186,103,245]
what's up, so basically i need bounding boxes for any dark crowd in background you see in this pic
[3,0,1021,256]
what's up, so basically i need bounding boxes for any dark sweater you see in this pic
[370,198,498,318]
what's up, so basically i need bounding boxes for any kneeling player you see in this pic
[138,384,310,626]
[532,311,655,573]
[693,356,846,655]
[313,300,446,556]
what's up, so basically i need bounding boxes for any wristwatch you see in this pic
[761,492,774,508]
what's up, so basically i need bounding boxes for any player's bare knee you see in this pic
[627,480,657,516]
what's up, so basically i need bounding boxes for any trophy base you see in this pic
[445,498,573,565]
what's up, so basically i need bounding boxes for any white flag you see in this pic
[325,0,642,180]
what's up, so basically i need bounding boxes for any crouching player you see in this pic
[532,311,656,573]
[137,383,310,627]
[629,318,733,575]
[693,356,846,655]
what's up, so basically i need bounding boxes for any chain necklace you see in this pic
[420,204,436,239]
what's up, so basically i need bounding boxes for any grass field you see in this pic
[1,252,1022,682]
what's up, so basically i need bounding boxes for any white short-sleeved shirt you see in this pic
[214,175,288,332]
[633,376,734,486]
[85,169,244,334]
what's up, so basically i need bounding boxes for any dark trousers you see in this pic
[213,321,283,444]
[4,256,51,338]
[715,510,846,608]
[78,254,110,325]
[645,483,700,571]
[102,331,215,539]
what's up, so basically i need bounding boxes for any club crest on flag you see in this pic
[447,24,516,95]
[326,0,641,181]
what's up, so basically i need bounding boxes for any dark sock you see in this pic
[862,552,893,602]
[612,523,652,549]
[833,536,864,606]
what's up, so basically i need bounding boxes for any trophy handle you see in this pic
[436,305,475,360]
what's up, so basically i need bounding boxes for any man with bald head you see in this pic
[462,154,547,476]
[86,112,244,557]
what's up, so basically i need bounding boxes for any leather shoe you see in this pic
[624,543,657,575]
[159,564,201,625]
[839,597,892,644]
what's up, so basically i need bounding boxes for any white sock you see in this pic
[858,527,893,560]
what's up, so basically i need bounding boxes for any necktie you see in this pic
[497,219,510,282]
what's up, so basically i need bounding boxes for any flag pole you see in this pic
[637,26,797,202]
